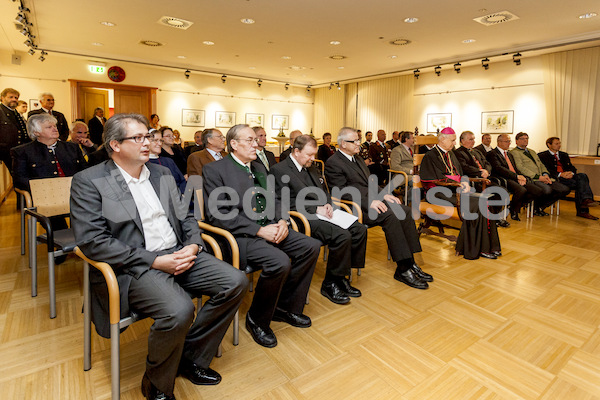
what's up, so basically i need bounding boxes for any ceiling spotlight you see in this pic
[285,83,289,90]
[24,39,33,47]
[19,27,29,36]
[579,12,597,19]
[39,51,47,62]
[184,69,190,79]
[435,66,441,76]
[454,62,461,74]
[27,48,35,56]
[413,69,420,79]
[482,57,490,70]
[221,74,227,83]
[18,6,30,12]
[329,83,333,90]
[336,82,341,90]
[513,52,522,66]
[307,85,311,93]
[15,13,26,24]
[404,17,419,23]
[257,79,262,88]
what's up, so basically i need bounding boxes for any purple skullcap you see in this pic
[440,127,456,135]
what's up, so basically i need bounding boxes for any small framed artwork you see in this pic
[29,99,41,111]
[245,113,264,127]
[427,113,452,133]
[272,114,289,130]
[215,111,236,128]
[481,110,514,134]
[182,109,205,127]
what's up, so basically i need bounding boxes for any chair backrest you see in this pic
[413,154,425,188]
[195,189,205,221]
[29,176,73,217]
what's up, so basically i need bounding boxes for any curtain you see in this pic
[543,47,600,154]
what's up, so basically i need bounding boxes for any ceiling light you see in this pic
[482,57,490,70]
[203,41,215,45]
[579,12,597,19]
[513,52,522,66]
[24,39,33,47]
[329,83,333,90]
[39,51,47,62]
[15,13,26,24]
[257,79,262,87]
[435,66,441,76]
[27,48,35,56]
[100,21,115,27]
[462,39,476,43]
[288,65,306,70]
[248,67,256,70]
[241,18,255,24]
[329,40,341,45]
[19,27,29,36]
[221,74,227,83]
[281,56,291,60]
[454,62,461,73]
[285,83,289,90]
[389,55,398,59]
[337,66,345,69]
[404,17,419,23]
[139,40,163,47]
[184,69,190,79]
[177,55,186,59]
[336,82,341,90]
[307,85,311,93]
[389,39,411,46]
[329,55,346,60]
[92,42,104,46]
[413,69,420,79]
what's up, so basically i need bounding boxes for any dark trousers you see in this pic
[128,251,247,395]
[242,230,321,328]
[505,180,544,212]
[532,180,570,210]
[368,164,389,186]
[362,202,422,262]
[560,173,593,213]
[308,219,367,280]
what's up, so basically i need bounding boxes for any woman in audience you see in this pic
[173,129,183,146]
[317,132,336,162]
[149,113,161,130]
[160,126,187,175]
[148,129,187,193]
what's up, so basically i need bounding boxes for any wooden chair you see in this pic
[330,197,363,279]
[25,177,76,318]
[414,135,438,154]
[14,188,32,255]
[387,169,409,205]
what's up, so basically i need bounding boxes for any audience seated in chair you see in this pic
[68,121,97,159]
[278,129,302,162]
[368,129,390,186]
[160,126,187,175]
[474,133,493,155]
[148,129,187,194]
[253,126,277,170]
[390,131,416,196]
[187,128,227,176]
[317,132,336,163]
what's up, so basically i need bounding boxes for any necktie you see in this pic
[214,152,222,160]
[409,148,413,157]
[258,150,269,170]
[504,151,516,173]
[48,144,66,177]
[555,153,563,173]
[469,149,483,169]
[79,144,89,162]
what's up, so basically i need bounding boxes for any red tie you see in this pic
[409,148,413,157]
[555,153,564,173]
[504,151,516,173]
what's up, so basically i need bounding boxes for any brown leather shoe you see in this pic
[577,212,599,220]
[582,199,599,207]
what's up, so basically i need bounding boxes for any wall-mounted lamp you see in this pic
[184,69,190,79]
[413,69,420,79]
[481,58,490,70]
[221,74,227,83]
[454,62,461,74]
[513,53,521,66]
[285,83,289,90]
[306,85,311,93]
[257,79,262,88]
[434,66,441,76]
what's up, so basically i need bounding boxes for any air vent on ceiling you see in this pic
[157,16,194,30]
[473,11,519,26]
[389,39,411,46]
[329,55,347,60]
[139,40,163,47]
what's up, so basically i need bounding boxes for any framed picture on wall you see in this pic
[481,110,514,134]
[245,113,264,127]
[427,113,452,133]
[181,109,205,127]
[215,111,236,128]
[29,99,41,111]
[272,114,289,130]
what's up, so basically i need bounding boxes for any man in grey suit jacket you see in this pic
[389,131,415,196]
[70,114,247,400]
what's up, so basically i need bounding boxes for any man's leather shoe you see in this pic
[321,281,351,304]
[246,313,277,348]
[534,208,549,217]
[496,219,511,228]
[141,373,175,400]
[582,199,599,207]
[178,358,221,385]
[411,264,433,282]
[577,212,599,220]
[394,268,428,289]
[340,278,362,297]
[480,252,498,259]
[510,210,521,221]
[272,308,311,328]
[493,250,502,257]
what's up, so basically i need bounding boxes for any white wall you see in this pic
[413,56,548,152]
[0,50,314,143]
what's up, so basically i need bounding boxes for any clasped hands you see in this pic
[151,244,199,275]
[257,219,289,244]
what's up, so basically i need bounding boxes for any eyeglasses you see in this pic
[149,138,164,143]
[212,135,226,140]
[344,139,361,144]
[121,134,152,143]
[235,137,259,144]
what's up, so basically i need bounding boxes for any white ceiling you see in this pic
[1,0,600,85]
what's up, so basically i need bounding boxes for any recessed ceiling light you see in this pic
[100,21,115,27]
[177,55,186,59]
[389,39,411,46]
[462,39,476,43]
[389,55,398,59]
[337,66,345,69]
[92,42,103,46]
[203,41,215,45]
[404,17,418,23]
[281,56,291,60]
[330,40,341,45]
[329,55,346,60]
[139,40,163,47]
[241,18,255,24]
[288,65,306,70]
[579,12,597,19]
[248,66,256,69]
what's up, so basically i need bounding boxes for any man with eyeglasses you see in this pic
[203,124,321,349]
[70,114,247,400]
[187,128,226,176]
[325,127,432,289]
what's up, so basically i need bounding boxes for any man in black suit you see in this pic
[474,133,492,155]
[203,124,321,348]
[27,93,69,141]
[272,135,366,305]
[325,127,432,289]
[71,113,247,400]
[368,129,390,185]
[486,134,543,221]
[359,131,373,164]
[184,130,205,158]
[253,126,277,170]
[538,137,598,220]
[0,88,30,172]
[68,121,97,160]
[386,131,401,150]
[88,107,106,146]
[278,129,302,162]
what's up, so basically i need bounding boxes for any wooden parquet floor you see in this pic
[1,192,600,399]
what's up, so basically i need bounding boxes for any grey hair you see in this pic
[71,120,88,131]
[202,128,220,147]
[459,130,474,142]
[337,127,357,146]
[94,107,104,113]
[226,124,250,153]
[39,92,54,100]
[103,113,149,157]
[27,113,58,140]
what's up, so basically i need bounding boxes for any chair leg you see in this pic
[20,194,25,256]
[357,268,361,276]
[48,251,56,319]
[83,261,92,371]
[29,216,37,297]
[557,200,560,216]
[387,249,391,260]
[110,323,121,400]
[323,245,328,261]
[249,272,254,292]
[216,344,222,358]
[233,310,239,346]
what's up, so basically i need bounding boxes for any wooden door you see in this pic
[81,88,109,122]
[114,89,149,117]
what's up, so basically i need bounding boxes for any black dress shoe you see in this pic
[510,211,521,221]
[394,268,428,289]
[480,252,498,259]
[246,313,277,348]
[272,308,311,328]
[534,208,549,217]
[321,281,351,304]
[411,264,433,282]
[496,219,511,228]
[340,278,362,297]
[141,373,176,400]
[178,358,221,385]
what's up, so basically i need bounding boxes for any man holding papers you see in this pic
[272,135,367,305]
